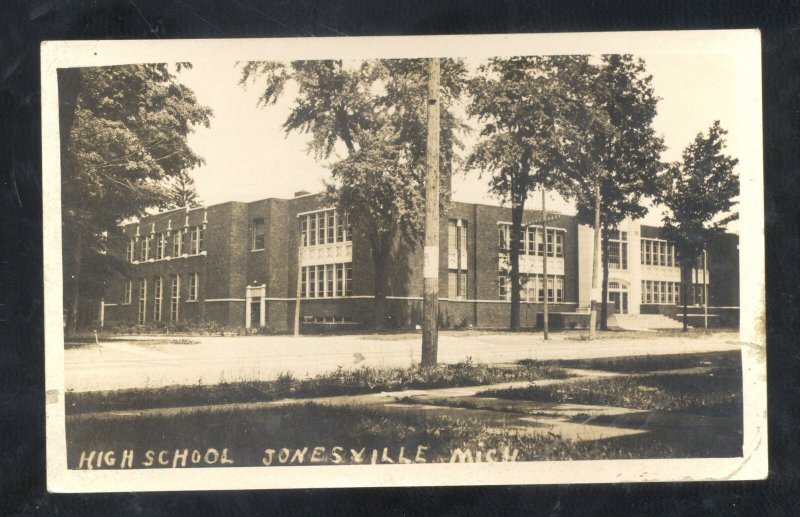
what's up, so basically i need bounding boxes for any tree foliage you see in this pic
[240,59,466,328]
[60,64,212,334]
[160,169,203,210]
[655,121,739,330]
[465,55,602,330]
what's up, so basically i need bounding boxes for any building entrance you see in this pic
[608,281,629,314]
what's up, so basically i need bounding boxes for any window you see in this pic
[336,263,344,297]
[189,226,203,254]
[345,263,353,296]
[345,214,352,241]
[317,212,326,245]
[173,230,183,257]
[498,225,509,251]
[667,282,674,304]
[153,277,163,321]
[170,275,180,322]
[138,279,147,324]
[448,270,467,299]
[126,239,135,262]
[546,229,554,257]
[448,220,457,253]
[554,231,564,258]
[188,273,198,301]
[499,274,507,299]
[308,267,316,298]
[327,212,335,243]
[526,227,536,255]
[326,264,334,298]
[123,280,132,304]
[140,236,150,261]
[155,233,166,260]
[607,230,628,269]
[301,268,307,298]
[309,215,317,246]
[536,228,545,256]
[252,218,265,250]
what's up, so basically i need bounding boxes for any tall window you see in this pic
[126,239,135,262]
[498,225,509,251]
[317,212,326,244]
[336,213,345,242]
[335,263,344,297]
[170,274,180,322]
[345,263,353,296]
[189,226,203,254]
[137,279,147,324]
[153,277,163,321]
[140,236,150,261]
[309,215,317,246]
[498,274,507,299]
[188,272,199,301]
[155,233,166,260]
[607,230,628,269]
[252,218,265,250]
[173,230,183,257]
[301,210,352,247]
[448,219,468,299]
[641,238,676,267]
[123,279,132,304]
[326,264,335,297]
[301,216,308,246]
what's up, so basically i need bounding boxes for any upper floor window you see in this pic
[154,233,166,260]
[641,238,675,267]
[252,218,265,250]
[300,209,351,248]
[189,226,204,255]
[173,230,183,257]
[140,236,150,261]
[498,223,564,258]
[126,239,135,263]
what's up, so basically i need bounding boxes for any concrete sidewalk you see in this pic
[64,330,741,392]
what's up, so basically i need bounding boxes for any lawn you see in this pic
[66,360,571,414]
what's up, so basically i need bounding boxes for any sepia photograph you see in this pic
[42,31,766,491]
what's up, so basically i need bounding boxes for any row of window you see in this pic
[127,226,205,263]
[641,280,706,305]
[124,274,199,324]
[300,210,352,248]
[499,274,565,303]
[641,238,676,267]
[300,263,353,298]
[497,224,565,258]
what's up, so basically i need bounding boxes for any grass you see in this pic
[482,363,742,415]
[523,350,740,373]
[66,361,571,415]
[67,400,730,470]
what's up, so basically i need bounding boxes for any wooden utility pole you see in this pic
[588,180,601,338]
[703,247,708,329]
[541,189,549,340]
[421,57,440,367]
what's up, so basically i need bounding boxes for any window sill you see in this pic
[251,248,265,252]
[186,300,198,303]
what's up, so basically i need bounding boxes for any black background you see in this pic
[2,0,799,514]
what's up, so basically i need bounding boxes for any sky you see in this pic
[176,52,742,228]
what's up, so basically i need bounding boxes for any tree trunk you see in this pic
[588,181,602,338]
[600,226,610,331]
[67,232,83,337]
[371,234,393,331]
[509,200,524,331]
[681,262,689,332]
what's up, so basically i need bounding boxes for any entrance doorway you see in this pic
[608,281,629,314]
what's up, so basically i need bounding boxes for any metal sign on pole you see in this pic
[421,57,441,367]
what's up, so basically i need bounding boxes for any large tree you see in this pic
[60,64,212,336]
[240,59,466,329]
[466,55,595,331]
[160,169,203,210]
[566,55,665,330]
[655,121,739,331]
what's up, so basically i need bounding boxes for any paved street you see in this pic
[64,331,741,392]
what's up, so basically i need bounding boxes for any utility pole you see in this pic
[541,189,549,340]
[703,247,708,329]
[422,57,440,367]
[588,180,601,339]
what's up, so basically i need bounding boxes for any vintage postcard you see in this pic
[43,30,767,492]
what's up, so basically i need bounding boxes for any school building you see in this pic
[100,191,739,332]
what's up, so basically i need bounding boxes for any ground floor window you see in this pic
[153,277,163,322]
[301,262,352,298]
[499,273,564,302]
[123,279,132,304]
[137,279,147,324]
[641,280,706,305]
[188,272,199,301]
[448,270,467,299]
[170,274,180,321]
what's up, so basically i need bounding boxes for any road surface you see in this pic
[64,331,741,392]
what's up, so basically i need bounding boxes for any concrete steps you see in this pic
[609,313,690,331]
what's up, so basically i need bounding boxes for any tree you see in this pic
[160,169,202,210]
[240,59,466,329]
[466,56,591,331]
[60,64,212,336]
[568,55,665,330]
[655,121,739,331]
